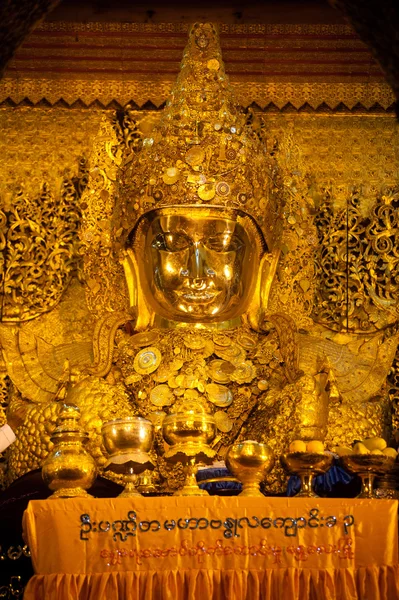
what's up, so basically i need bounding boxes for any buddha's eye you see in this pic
[206,234,242,252]
[152,232,190,252]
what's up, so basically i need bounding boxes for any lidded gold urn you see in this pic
[162,401,217,496]
[42,403,97,498]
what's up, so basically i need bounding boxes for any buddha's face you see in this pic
[131,207,263,323]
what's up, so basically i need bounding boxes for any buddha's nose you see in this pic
[181,243,215,280]
[190,242,206,278]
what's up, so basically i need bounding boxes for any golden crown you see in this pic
[122,23,284,251]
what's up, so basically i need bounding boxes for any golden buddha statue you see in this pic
[1,23,398,493]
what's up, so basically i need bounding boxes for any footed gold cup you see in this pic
[226,441,274,497]
[102,417,155,497]
[162,409,217,496]
[280,452,333,498]
[340,454,395,499]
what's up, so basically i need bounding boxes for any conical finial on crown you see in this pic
[122,23,284,251]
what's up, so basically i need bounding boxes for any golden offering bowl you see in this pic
[226,441,274,497]
[340,454,396,499]
[280,452,333,498]
[162,412,217,448]
[101,417,155,497]
[162,411,217,497]
[102,417,154,462]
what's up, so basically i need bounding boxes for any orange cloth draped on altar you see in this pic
[22,496,399,600]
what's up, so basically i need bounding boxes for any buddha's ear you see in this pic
[247,248,281,330]
[121,248,152,330]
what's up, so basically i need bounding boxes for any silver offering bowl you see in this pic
[280,452,333,498]
[340,454,395,499]
[102,417,155,497]
[162,411,217,496]
[226,441,274,497]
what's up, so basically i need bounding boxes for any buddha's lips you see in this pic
[174,289,222,303]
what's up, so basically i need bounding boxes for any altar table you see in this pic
[22,496,399,600]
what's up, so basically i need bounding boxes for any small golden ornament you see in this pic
[216,181,230,197]
[198,339,215,359]
[220,361,236,375]
[133,347,162,375]
[167,376,179,389]
[130,331,160,347]
[230,361,257,384]
[187,374,200,389]
[212,333,231,347]
[153,189,163,201]
[208,360,231,384]
[198,183,216,201]
[207,58,220,71]
[195,32,209,49]
[215,343,246,365]
[237,333,258,351]
[175,374,186,387]
[162,167,180,185]
[170,358,184,371]
[187,173,202,184]
[226,148,237,161]
[206,383,233,407]
[150,385,174,407]
[185,146,205,166]
[184,389,200,401]
[214,411,233,433]
[183,334,205,350]
[153,364,172,383]
[258,380,269,391]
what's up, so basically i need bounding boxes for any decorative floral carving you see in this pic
[313,185,399,332]
[0,160,88,322]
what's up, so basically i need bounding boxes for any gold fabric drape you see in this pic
[23,497,399,600]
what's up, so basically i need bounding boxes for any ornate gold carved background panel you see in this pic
[0,108,102,201]
[264,114,399,208]
[1,108,397,207]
